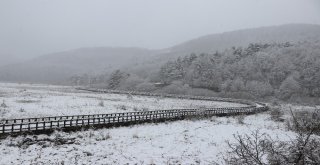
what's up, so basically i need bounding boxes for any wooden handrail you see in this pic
[0,88,269,135]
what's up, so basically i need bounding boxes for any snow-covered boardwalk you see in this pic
[0,87,268,135]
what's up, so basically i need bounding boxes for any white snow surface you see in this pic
[0,83,245,120]
[0,83,296,164]
[0,113,295,164]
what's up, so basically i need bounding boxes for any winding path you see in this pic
[0,88,268,137]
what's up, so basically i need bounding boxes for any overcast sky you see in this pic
[0,0,319,58]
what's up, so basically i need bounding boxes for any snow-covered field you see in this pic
[0,113,295,165]
[0,83,245,120]
[0,83,298,164]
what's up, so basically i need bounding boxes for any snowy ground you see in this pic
[0,113,295,165]
[0,83,299,164]
[0,83,245,120]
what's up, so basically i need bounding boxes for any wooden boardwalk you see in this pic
[0,88,269,136]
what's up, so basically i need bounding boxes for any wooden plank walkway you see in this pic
[0,88,269,136]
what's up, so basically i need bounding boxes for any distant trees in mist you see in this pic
[71,41,320,103]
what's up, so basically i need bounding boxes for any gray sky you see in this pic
[0,0,319,58]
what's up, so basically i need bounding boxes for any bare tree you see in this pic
[225,130,269,165]
[225,109,320,165]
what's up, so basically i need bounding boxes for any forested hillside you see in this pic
[1,24,319,84]
[158,42,320,101]
[78,41,320,103]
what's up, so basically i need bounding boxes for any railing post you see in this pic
[0,90,268,135]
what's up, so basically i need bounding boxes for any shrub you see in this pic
[118,105,127,110]
[278,76,301,100]
[225,131,270,165]
[226,110,320,165]
[126,94,133,100]
[98,100,104,107]
[142,107,149,112]
[245,80,274,97]
[19,108,25,112]
[95,132,111,141]
[286,108,320,135]
[118,74,144,91]
[133,106,139,111]
[187,88,217,97]
[210,116,217,123]
[269,106,284,122]
[161,81,190,95]
[135,82,157,92]
[236,115,245,124]
[132,134,139,139]
[16,100,40,103]
[1,100,7,108]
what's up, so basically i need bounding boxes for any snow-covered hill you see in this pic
[1,24,319,84]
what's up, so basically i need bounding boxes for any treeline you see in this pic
[70,41,320,103]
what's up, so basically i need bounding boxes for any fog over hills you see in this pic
[165,23,320,57]
[0,47,155,83]
[0,54,28,67]
[0,24,319,84]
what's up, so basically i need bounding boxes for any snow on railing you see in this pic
[0,88,268,135]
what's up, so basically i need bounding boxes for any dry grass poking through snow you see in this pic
[0,83,309,164]
[0,112,297,164]
[0,83,245,120]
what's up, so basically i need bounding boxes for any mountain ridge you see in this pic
[167,23,320,54]
[0,23,319,84]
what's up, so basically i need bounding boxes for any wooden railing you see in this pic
[0,88,269,135]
